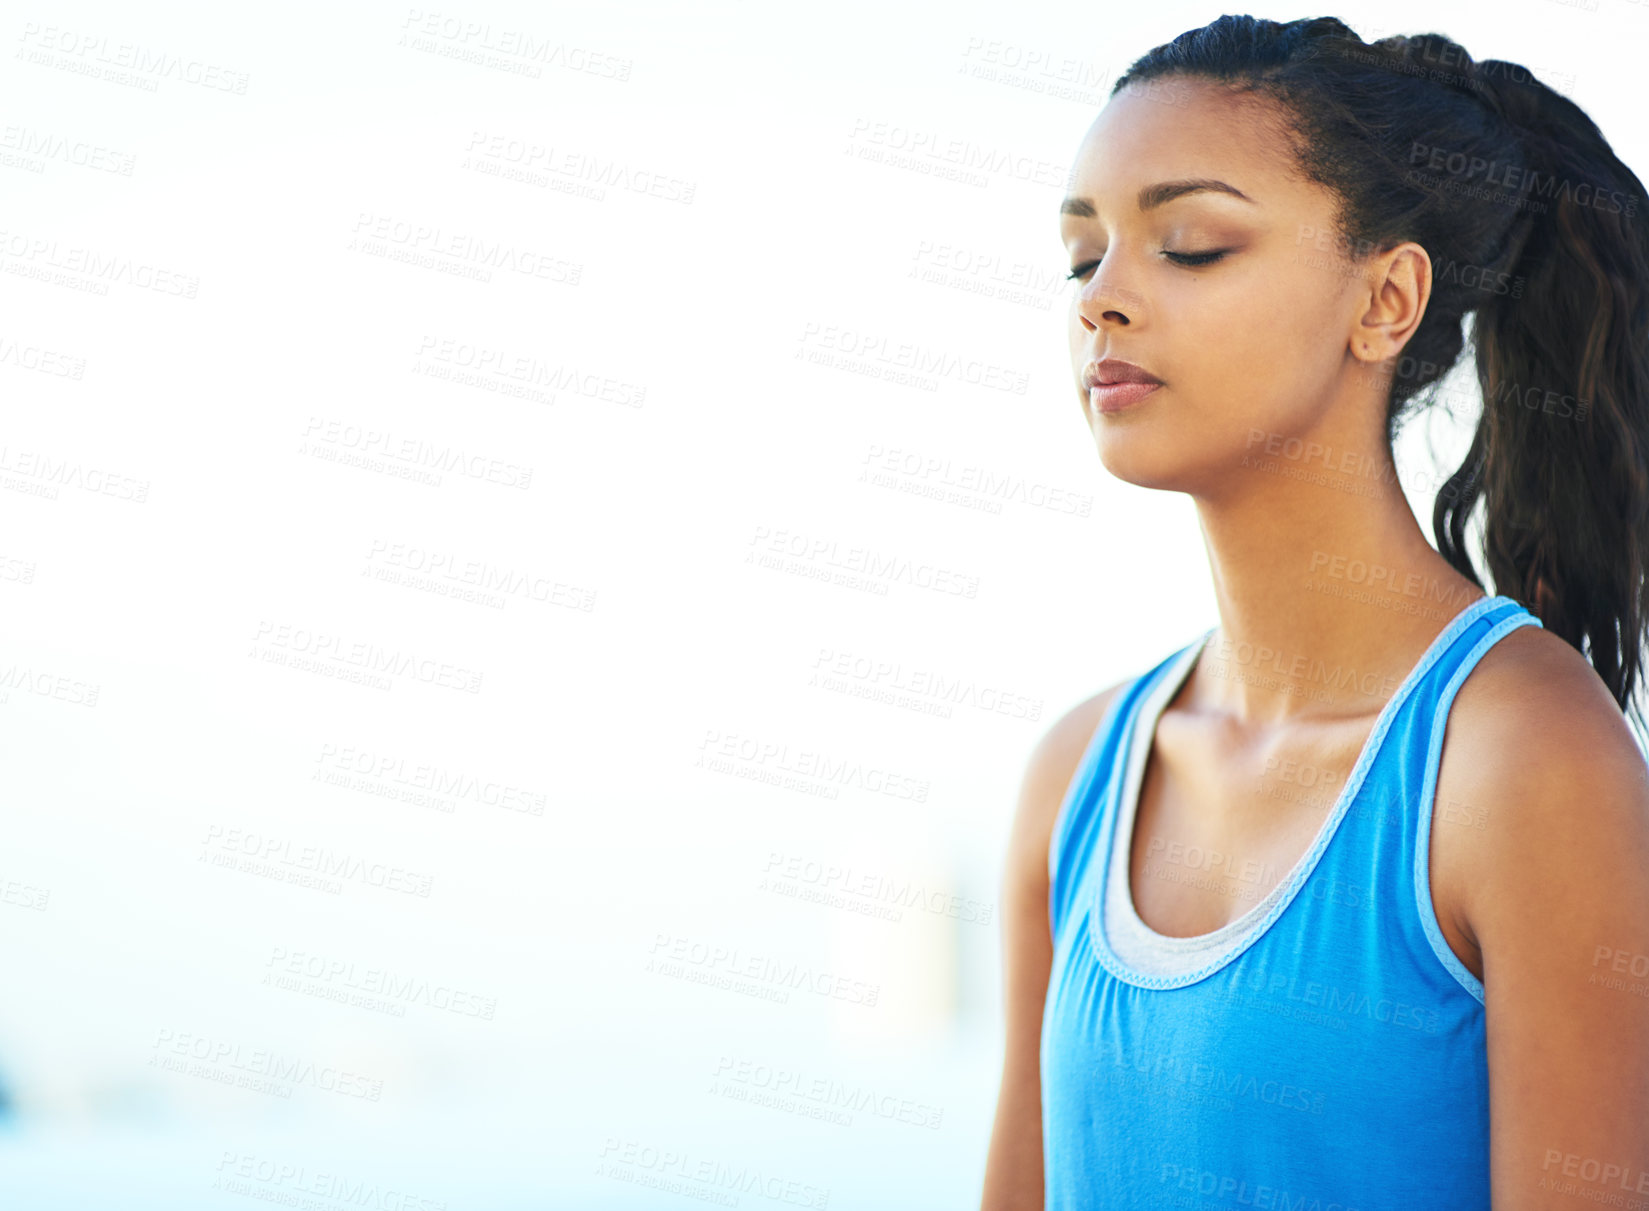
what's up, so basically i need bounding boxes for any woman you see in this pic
[982,15,1649,1210]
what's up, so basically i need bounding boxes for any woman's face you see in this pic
[1061,79,1387,493]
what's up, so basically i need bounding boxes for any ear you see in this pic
[1351,242,1432,363]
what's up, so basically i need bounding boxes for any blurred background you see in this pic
[1,0,1641,1206]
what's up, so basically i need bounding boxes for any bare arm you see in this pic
[1449,640,1649,1208]
[981,685,1123,1211]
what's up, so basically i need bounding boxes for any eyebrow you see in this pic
[1059,178,1256,218]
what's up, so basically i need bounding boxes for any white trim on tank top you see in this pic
[1102,630,1302,977]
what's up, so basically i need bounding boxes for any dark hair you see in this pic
[1112,15,1649,730]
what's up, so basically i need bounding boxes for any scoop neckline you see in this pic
[1089,593,1510,989]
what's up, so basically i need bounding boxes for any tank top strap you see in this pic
[1372,593,1545,1000]
[1352,594,1544,855]
[1393,594,1542,708]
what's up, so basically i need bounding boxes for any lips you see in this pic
[1083,358,1163,391]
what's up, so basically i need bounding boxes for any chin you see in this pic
[1088,426,1192,492]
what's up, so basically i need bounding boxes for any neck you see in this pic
[1190,454,1485,727]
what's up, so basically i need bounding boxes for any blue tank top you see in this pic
[1041,594,1543,1209]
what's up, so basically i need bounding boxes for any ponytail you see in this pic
[1437,60,1649,728]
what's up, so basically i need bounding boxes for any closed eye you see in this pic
[1066,249,1230,281]
[1164,248,1229,267]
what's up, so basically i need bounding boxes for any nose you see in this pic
[1076,264,1140,332]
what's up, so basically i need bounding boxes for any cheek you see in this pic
[1253,298,1348,404]
[1182,272,1334,389]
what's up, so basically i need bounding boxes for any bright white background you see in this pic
[0,1,1641,1207]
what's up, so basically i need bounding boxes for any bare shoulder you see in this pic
[1438,621,1649,938]
[1445,622,1646,791]
[1003,679,1132,889]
